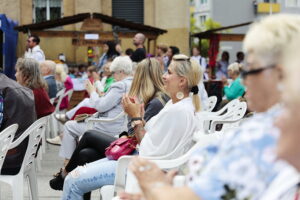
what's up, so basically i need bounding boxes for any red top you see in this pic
[59,76,73,110]
[33,88,55,119]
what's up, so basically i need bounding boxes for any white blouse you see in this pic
[139,97,199,159]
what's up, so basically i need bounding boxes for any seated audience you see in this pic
[0,73,36,175]
[55,63,73,110]
[58,56,133,167]
[60,54,201,199]
[40,60,57,98]
[49,58,169,200]
[54,62,115,124]
[222,62,245,100]
[15,58,54,119]
[118,14,300,200]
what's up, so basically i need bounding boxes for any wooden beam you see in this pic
[220,34,245,41]
[196,34,245,41]
[30,30,159,40]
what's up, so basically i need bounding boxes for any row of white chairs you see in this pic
[83,96,247,199]
[0,116,48,200]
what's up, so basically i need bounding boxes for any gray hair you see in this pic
[110,56,133,75]
[243,14,300,67]
[40,60,56,75]
[16,58,46,89]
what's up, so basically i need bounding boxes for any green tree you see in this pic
[190,17,222,57]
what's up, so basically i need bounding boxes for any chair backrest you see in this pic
[209,101,247,133]
[54,89,74,112]
[20,117,48,173]
[121,132,223,194]
[0,124,18,170]
[203,96,217,112]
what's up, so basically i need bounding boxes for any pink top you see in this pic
[59,76,73,110]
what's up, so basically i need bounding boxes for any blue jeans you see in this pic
[62,158,117,200]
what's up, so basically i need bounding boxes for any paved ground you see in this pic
[0,144,101,200]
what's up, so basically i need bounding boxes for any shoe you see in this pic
[46,136,62,146]
[55,113,68,124]
[49,169,65,190]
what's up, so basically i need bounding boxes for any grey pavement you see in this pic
[0,144,101,200]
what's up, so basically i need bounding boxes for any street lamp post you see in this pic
[269,0,273,15]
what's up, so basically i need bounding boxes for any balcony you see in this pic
[256,2,280,13]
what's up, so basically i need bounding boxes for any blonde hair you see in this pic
[56,63,67,82]
[282,38,300,104]
[15,58,47,89]
[172,54,201,112]
[243,14,300,67]
[129,58,166,105]
[228,62,242,75]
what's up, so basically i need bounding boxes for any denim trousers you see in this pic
[62,158,117,200]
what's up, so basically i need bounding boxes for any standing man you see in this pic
[130,33,146,62]
[24,35,45,62]
[40,60,58,98]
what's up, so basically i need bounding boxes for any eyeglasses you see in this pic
[173,57,191,62]
[241,64,276,79]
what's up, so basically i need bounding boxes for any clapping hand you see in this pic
[85,79,96,95]
[122,94,144,118]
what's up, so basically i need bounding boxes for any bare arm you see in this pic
[144,186,200,200]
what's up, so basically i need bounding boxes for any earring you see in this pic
[176,92,184,100]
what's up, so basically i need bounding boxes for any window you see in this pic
[201,0,208,4]
[33,0,62,23]
[112,0,144,32]
[286,0,300,6]
[200,15,207,24]
[263,0,277,2]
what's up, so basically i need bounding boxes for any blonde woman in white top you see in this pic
[61,54,202,200]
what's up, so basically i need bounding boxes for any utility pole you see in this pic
[269,0,273,15]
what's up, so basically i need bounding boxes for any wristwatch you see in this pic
[131,120,143,128]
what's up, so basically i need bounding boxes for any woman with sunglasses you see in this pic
[60,54,201,200]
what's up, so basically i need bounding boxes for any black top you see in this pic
[130,48,146,62]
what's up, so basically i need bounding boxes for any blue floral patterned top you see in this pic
[187,105,288,200]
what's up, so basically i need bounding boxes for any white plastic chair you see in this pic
[0,124,18,170]
[86,111,127,133]
[208,101,247,134]
[100,131,224,200]
[0,116,48,200]
[48,89,74,138]
[199,99,243,134]
[203,96,217,112]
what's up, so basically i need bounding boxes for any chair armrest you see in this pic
[86,111,125,130]
[114,156,134,193]
[209,118,241,134]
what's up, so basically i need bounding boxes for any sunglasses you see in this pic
[241,64,276,79]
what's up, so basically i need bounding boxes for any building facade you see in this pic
[0,0,190,63]
[191,0,300,63]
